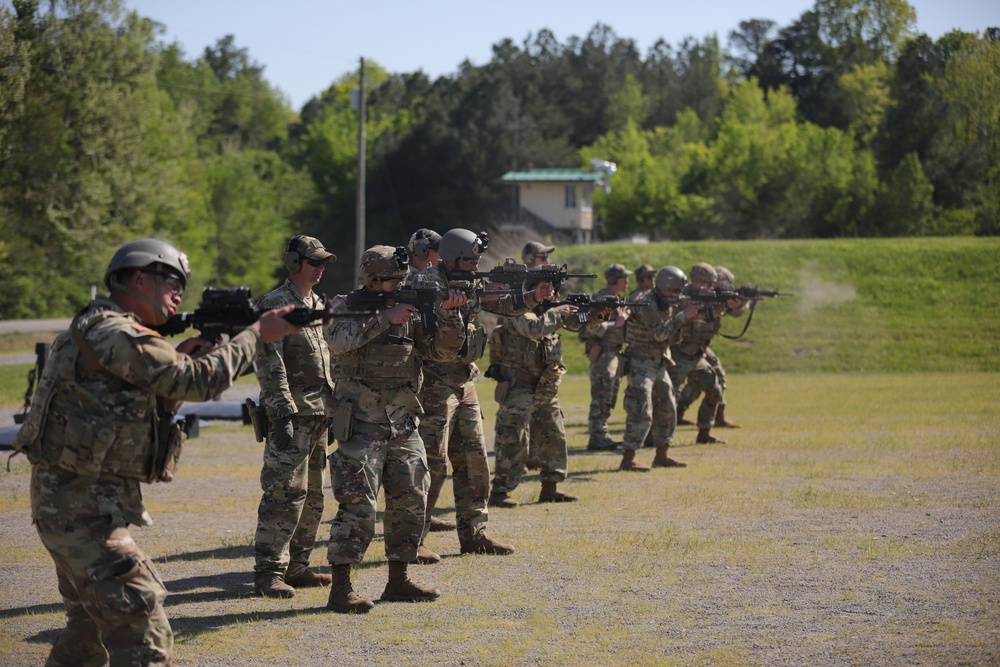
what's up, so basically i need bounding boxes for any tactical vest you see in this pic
[13,308,158,480]
[329,326,419,387]
[676,314,722,356]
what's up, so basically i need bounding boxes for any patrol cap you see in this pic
[522,241,555,263]
[635,263,655,280]
[605,263,632,281]
[291,235,335,262]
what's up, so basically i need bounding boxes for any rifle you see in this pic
[13,342,49,425]
[343,285,441,334]
[670,283,792,338]
[548,292,648,324]
[153,287,352,341]
[452,258,597,290]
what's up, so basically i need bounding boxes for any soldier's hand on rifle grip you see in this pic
[726,298,743,310]
[256,305,301,343]
[385,302,416,325]
[534,281,556,302]
[682,303,703,319]
[442,289,468,310]
[176,337,218,357]
[614,312,629,328]
[553,304,578,319]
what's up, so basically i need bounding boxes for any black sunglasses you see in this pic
[305,257,328,267]
[143,270,185,296]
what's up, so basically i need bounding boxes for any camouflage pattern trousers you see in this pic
[492,378,568,495]
[622,356,677,451]
[669,350,723,429]
[254,415,327,580]
[418,377,492,542]
[31,467,171,667]
[676,347,727,413]
[326,419,428,564]
[587,348,622,439]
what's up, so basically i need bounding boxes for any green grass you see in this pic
[554,236,1000,374]
[1,372,998,666]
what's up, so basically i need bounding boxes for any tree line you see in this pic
[0,0,997,317]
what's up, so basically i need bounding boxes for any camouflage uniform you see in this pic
[676,346,726,414]
[253,280,334,582]
[14,297,261,667]
[407,265,538,542]
[580,286,628,445]
[669,304,745,429]
[491,307,580,496]
[621,291,689,451]
[325,286,463,565]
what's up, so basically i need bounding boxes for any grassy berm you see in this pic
[1,372,997,666]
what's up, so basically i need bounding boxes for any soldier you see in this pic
[629,263,656,300]
[675,266,743,429]
[580,263,631,451]
[407,228,442,272]
[619,266,700,470]
[410,229,554,556]
[12,239,299,666]
[489,268,582,506]
[521,240,555,266]
[252,235,337,599]
[669,263,745,445]
[324,245,467,614]
[405,227,457,534]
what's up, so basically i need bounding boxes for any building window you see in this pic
[564,185,577,209]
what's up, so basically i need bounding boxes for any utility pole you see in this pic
[354,57,366,286]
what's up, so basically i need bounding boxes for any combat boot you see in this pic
[538,480,579,503]
[651,445,687,468]
[676,405,695,426]
[586,435,618,451]
[285,568,332,588]
[697,428,726,444]
[254,574,295,599]
[326,564,374,614]
[429,516,456,532]
[459,532,515,555]
[414,545,441,565]
[716,405,741,428]
[618,448,651,472]
[488,492,519,508]
[381,561,440,603]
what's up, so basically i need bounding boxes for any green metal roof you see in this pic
[501,169,601,183]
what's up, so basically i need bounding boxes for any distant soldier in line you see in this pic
[405,227,458,534]
[619,266,700,470]
[324,245,467,613]
[675,265,744,429]
[580,263,632,451]
[407,228,442,272]
[628,263,656,301]
[252,235,337,599]
[13,239,299,666]
[411,229,555,557]
[669,263,746,445]
[489,265,582,506]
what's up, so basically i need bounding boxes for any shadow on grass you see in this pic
[0,602,63,619]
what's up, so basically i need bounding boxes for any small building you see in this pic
[500,164,613,245]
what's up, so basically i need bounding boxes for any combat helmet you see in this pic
[104,238,191,291]
[358,245,409,286]
[438,229,489,263]
[654,266,687,292]
[689,262,718,284]
[714,266,735,289]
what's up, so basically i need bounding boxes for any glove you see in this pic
[270,415,295,451]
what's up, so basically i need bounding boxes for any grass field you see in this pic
[1,373,997,666]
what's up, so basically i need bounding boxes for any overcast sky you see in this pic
[125,0,1000,109]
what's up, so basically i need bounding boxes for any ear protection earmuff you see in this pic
[283,235,305,274]
[412,239,430,260]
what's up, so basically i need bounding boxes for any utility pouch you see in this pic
[330,399,354,443]
[494,380,511,404]
[245,398,268,443]
[150,410,186,483]
[587,342,602,364]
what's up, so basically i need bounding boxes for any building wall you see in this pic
[519,182,593,233]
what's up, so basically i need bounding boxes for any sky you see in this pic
[126,0,999,110]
